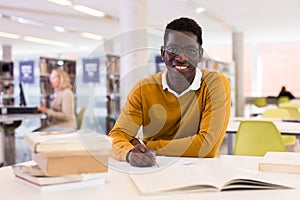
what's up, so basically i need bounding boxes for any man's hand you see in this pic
[127,144,157,167]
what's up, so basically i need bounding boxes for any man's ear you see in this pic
[198,47,204,62]
[160,46,165,61]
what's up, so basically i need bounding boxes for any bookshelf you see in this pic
[39,57,76,127]
[105,54,120,133]
[0,61,14,106]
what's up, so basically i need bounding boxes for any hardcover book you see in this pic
[32,153,108,176]
[259,151,300,174]
[12,163,107,192]
[24,129,111,154]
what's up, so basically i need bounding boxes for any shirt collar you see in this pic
[162,68,202,97]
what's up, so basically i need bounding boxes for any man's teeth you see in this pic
[175,65,187,70]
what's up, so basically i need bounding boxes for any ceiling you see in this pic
[1,0,300,57]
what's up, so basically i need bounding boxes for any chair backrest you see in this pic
[254,97,267,107]
[262,108,297,146]
[233,120,286,156]
[77,107,86,130]
[279,102,300,108]
[262,108,290,118]
[281,107,300,118]
[277,96,290,105]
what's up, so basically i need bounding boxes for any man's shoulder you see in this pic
[200,69,227,79]
[138,72,163,84]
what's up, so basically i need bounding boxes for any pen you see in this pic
[137,137,159,167]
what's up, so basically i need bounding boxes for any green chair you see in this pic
[262,108,297,146]
[233,120,286,156]
[76,107,86,130]
[254,97,267,107]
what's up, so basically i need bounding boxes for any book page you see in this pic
[129,160,293,195]
[130,165,219,195]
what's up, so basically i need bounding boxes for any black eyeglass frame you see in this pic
[161,45,201,57]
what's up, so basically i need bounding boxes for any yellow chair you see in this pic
[254,97,267,107]
[233,120,286,156]
[277,96,290,105]
[76,107,86,130]
[262,108,297,146]
[280,107,300,118]
[279,102,300,109]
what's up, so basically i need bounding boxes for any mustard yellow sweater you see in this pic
[108,69,231,161]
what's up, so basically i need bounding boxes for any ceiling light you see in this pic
[73,5,105,17]
[57,60,64,65]
[23,36,71,47]
[10,16,43,27]
[54,26,65,32]
[195,7,206,14]
[81,32,103,40]
[0,32,21,39]
[47,0,71,6]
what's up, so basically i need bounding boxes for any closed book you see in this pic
[15,175,105,193]
[32,152,108,176]
[12,163,107,185]
[259,152,300,174]
[24,129,111,154]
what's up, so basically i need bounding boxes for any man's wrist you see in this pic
[126,150,132,163]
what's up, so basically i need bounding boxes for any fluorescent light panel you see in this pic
[0,31,20,39]
[54,26,65,32]
[23,36,71,47]
[81,32,103,40]
[73,5,105,17]
[47,0,71,6]
[10,16,43,27]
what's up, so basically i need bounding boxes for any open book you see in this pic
[259,151,300,174]
[130,163,292,195]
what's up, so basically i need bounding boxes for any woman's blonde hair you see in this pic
[51,68,72,90]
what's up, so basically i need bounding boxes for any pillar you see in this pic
[2,45,12,61]
[118,0,148,107]
[232,32,244,117]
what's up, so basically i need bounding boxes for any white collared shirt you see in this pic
[162,68,202,97]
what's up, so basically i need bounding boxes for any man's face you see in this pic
[161,30,203,82]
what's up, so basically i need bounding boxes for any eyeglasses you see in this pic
[162,45,199,57]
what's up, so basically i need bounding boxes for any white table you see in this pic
[226,117,300,154]
[0,114,42,165]
[1,155,300,200]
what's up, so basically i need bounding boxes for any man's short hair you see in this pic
[164,17,203,46]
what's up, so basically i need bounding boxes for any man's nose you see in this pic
[175,51,187,62]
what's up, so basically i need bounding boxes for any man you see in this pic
[109,17,231,167]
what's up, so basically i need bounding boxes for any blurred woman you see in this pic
[37,68,77,131]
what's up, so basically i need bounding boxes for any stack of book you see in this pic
[12,129,112,192]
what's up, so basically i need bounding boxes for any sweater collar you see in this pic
[162,68,202,97]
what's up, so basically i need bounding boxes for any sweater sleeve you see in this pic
[146,73,231,158]
[108,82,143,161]
[47,89,75,121]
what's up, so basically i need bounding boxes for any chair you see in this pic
[262,108,297,146]
[76,107,86,130]
[254,97,267,107]
[277,96,290,105]
[279,102,300,109]
[233,120,286,156]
